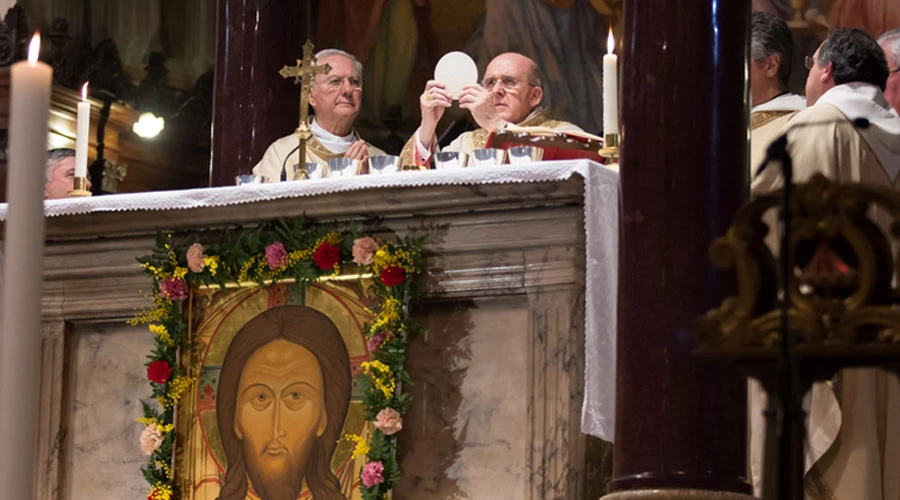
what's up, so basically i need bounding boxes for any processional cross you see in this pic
[279,40,331,180]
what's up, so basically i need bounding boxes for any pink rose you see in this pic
[361,461,385,488]
[139,425,164,456]
[265,241,288,270]
[373,407,403,436]
[159,277,188,301]
[352,237,379,266]
[186,243,205,273]
[367,331,389,352]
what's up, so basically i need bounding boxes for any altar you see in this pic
[17,160,618,500]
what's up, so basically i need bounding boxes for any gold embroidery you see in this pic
[805,462,839,500]
[307,134,346,161]
[302,116,383,160]
[518,108,554,127]
[469,128,490,150]
[399,135,419,168]
[751,110,795,130]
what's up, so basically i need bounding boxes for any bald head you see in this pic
[483,53,545,124]
[487,53,543,86]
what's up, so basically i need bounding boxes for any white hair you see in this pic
[878,28,900,67]
[314,48,363,77]
[46,148,75,181]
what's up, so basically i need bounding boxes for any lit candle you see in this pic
[603,27,619,136]
[75,82,90,179]
[0,33,52,500]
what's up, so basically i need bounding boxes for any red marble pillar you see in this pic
[608,0,752,497]
[210,0,312,186]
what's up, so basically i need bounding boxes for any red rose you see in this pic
[147,360,172,384]
[313,241,340,270]
[379,265,406,286]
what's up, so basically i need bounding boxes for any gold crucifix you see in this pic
[279,40,331,180]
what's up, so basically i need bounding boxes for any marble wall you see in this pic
[59,322,154,500]
[399,297,530,499]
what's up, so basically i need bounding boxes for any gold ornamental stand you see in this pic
[67,176,92,197]
[278,40,331,180]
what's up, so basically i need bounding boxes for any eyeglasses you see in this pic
[804,55,817,71]
[482,75,541,91]
[318,75,363,91]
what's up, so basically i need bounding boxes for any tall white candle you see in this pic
[603,27,619,136]
[75,82,90,179]
[0,33,52,500]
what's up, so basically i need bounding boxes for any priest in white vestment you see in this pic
[751,27,900,500]
[399,52,582,167]
[749,12,806,189]
[747,13,808,496]
[253,49,385,182]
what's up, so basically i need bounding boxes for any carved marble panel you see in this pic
[57,322,154,500]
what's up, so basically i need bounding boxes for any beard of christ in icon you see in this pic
[216,306,351,500]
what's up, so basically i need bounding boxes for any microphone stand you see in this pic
[759,135,805,499]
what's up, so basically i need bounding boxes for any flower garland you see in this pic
[131,218,424,500]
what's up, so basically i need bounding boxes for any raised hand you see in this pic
[418,80,453,148]
[458,84,506,131]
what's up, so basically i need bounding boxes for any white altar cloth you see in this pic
[0,160,619,441]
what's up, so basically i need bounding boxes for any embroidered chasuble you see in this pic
[253,119,386,182]
[749,84,900,500]
[749,93,806,189]
[399,108,583,167]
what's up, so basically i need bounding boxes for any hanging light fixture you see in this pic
[133,112,165,138]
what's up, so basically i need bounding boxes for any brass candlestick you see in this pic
[67,176,92,197]
[599,133,620,161]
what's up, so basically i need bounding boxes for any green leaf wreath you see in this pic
[131,217,425,500]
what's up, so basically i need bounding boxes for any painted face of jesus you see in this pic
[234,339,327,500]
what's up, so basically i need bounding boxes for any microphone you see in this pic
[281,144,302,182]
[754,116,870,179]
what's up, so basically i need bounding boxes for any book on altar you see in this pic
[486,126,606,162]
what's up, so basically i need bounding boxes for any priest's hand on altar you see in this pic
[344,140,370,174]
[418,80,452,148]
[458,84,506,131]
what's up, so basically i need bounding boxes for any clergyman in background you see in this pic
[252,49,385,182]
[45,148,92,199]
[753,27,900,500]
[748,11,806,185]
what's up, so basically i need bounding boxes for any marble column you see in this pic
[606,1,753,499]
[210,0,313,186]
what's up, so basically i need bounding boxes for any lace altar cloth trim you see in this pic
[0,160,619,441]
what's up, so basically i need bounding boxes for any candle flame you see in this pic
[81,82,89,101]
[607,27,615,55]
[28,33,40,64]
